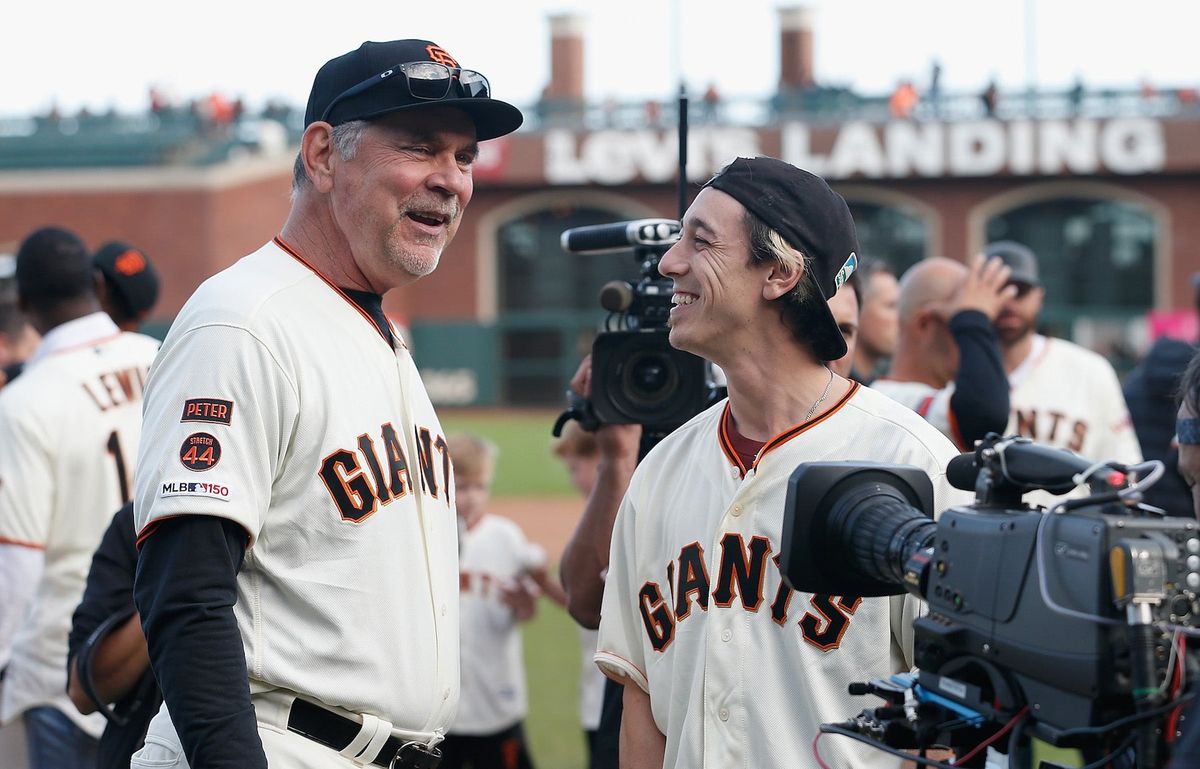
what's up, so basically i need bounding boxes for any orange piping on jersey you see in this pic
[135,516,183,549]
[0,536,46,550]
[272,236,394,345]
[48,333,123,357]
[755,382,861,468]
[718,402,750,476]
[718,382,862,477]
[136,515,252,550]
[594,650,648,689]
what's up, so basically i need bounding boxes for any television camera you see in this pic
[782,434,1200,768]
[552,218,721,456]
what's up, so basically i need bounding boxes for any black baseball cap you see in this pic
[304,40,523,141]
[705,156,860,361]
[93,242,160,318]
[984,240,1040,287]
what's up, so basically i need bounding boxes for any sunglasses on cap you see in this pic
[320,61,492,123]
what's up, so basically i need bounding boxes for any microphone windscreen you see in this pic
[946,452,980,491]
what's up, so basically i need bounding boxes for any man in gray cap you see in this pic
[986,241,1142,491]
[593,156,967,769]
[131,40,522,769]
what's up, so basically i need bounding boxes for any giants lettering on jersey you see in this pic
[1012,408,1087,452]
[319,422,451,522]
[638,534,861,652]
[80,364,150,412]
[460,571,502,595]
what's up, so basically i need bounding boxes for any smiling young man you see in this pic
[594,157,968,769]
[130,40,522,769]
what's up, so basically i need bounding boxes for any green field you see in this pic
[522,596,590,769]
[440,408,575,498]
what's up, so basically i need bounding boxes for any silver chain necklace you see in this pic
[804,367,835,422]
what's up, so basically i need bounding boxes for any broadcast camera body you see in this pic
[554,219,721,452]
[782,434,1200,768]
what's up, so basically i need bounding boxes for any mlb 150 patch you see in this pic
[180,432,222,471]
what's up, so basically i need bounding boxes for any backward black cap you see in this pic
[705,156,860,361]
[304,39,523,141]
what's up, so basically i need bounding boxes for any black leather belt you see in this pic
[286,698,441,769]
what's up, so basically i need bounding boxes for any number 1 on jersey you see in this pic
[106,430,130,504]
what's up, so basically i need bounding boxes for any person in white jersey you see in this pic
[129,39,522,769]
[442,433,566,769]
[988,240,1142,467]
[594,156,968,769]
[0,226,159,769]
[871,255,1014,450]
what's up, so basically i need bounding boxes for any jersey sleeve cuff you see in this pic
[594,650,649,693]
[0,536,46,550]
[137,514,252,551]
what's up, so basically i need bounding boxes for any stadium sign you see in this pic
[544,118,1165,185]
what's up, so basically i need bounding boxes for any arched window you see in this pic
[497,206,644,404]
[985,198,1155,342]
[499,207,643,313]
[846,201,928,277]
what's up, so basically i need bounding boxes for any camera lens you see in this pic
[623,350,679,407]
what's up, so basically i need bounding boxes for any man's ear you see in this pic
[763,262,804,301]
[300,122,338,193]
[92,271,108,303]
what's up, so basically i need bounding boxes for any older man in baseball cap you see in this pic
[132,39,520,769]
[593,156,967,769]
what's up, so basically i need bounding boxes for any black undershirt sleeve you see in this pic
[947,309,1011,448]
[68,503,137,672]
[134,515,266,769]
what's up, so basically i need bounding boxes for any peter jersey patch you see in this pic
[160,480,232,501]
[181,398,234,425]
[180,432,222,471]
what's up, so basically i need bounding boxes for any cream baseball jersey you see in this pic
[453,514,545,735]
[869,380,962,449]
[1006,335,1142,465]
[133,239,459,739]
[0,312,159,733]
[1006,335,1142,508]
[596,384,968,769]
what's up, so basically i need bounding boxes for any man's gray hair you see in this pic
[291,120,369,195]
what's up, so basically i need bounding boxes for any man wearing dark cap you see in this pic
[593,157,967,769]
[986,241,1141,504]
[130,40,522,769]
[92,241,160,331]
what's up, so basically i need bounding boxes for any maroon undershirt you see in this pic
[725,413,767,471]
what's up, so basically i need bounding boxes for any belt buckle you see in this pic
[388,741,440,769]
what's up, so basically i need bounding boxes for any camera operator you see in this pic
[1174,345,1200,522]
[1166,349,1200,768]
[593,156,969,769]
[559,355,642,769]
[1167,353,1200,769]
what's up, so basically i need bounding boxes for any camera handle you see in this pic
[552,389,601,437]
